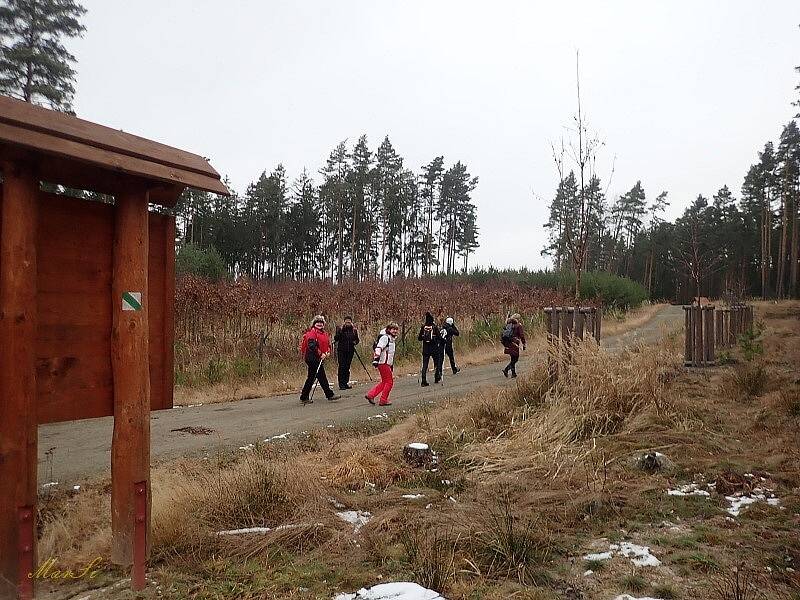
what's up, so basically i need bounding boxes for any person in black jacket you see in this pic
[440,316,461,375]
[418,312,443,386]
[334,316,360,390]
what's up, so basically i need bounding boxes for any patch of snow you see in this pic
[263,432,291,442]
[238,444,254,451]
[613,596,664,600]
[72,485,81,491]
[217,527,272,536]
[407,442,429,451]
[425,503,433,509]
[584,543,660,567]
[333,581,445,600]
[368,413,389,421]
[402,494,425,500]
[583,569,594,576]
[336,510,371,533]
[614,542,661,567]
[667,483,710,497]
[42,482,58,489]
[584,551,613,561]
[725,490,781,516]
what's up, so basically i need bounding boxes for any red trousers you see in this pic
[367,364,394,404]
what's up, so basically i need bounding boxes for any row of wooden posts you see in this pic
[544,306,601,385]
[683,303,754,367]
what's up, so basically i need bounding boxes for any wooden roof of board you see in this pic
[0,95,229,205]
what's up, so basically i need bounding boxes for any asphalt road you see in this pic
[37,305,683,485]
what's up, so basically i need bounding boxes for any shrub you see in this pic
[176,242,227,281]
[400,526,456,593]
[724,363,768,400]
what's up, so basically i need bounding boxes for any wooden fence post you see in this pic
[0,160,39,600]
[704,305,715,365]
[111,185,151,574]
[574,308,585,341]
[545,307,558,386]
[683,306,692,365]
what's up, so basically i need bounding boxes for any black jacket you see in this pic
[334,325,359,354]
[418,324,442,355]
[441,323,459,347]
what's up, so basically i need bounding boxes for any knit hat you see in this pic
[446,317,454,325]
[424,312,434,326]
[311,315,325,326]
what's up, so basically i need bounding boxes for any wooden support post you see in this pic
[0,161,39,600]
[715,309,722,348]
[111,186,151,571]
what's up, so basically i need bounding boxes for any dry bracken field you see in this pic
[36,302,800,600]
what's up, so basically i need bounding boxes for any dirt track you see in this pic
[37,305,683,485]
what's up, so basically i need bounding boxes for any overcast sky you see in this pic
[69,1,799,270]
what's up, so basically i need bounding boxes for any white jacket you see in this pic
[373,329,396,366]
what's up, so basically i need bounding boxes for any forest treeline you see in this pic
[543,119,800,302]
[176,135,479,282]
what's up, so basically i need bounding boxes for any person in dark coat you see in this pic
[502,313,526,378]
[440,316,461,374]
[418,312,443,386]
[298,315,341,403]
[334,316,360,390]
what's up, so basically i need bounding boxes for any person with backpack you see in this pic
[334,316,360,390]
[440,316,461,375]
[418,312,443,386]
[365,322,399,406]
[501,313,526,378]
[298,315,341,404]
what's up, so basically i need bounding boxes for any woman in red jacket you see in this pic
[299,315,340,404]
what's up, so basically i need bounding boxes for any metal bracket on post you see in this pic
[132,481,147,591]
[18,506,34,600]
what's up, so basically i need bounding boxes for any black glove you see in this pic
[372,359,379,367]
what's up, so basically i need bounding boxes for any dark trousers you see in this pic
[504,355,519,375]
[337,349,354,388]
[300,359,334,400]
[444,344,457,372]
[422,351,443,383]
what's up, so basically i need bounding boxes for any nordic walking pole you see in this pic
[308,355,325,403]
[353,347,373,381]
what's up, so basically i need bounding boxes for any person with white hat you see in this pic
[440,316,461,375]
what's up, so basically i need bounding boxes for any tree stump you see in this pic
[403,443,433,468]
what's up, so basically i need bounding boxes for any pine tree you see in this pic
[0,0,86,111]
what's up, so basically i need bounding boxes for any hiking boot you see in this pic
[434,376,441,384]
[421,380,430,387]
[453,367,461,374]
[378,400,392,406]
[339,385,351,391]
[327,394,341,402]
[502,368,508,378]
[511,372,517,378]
[300,397,312,404]
[366,395,376,405]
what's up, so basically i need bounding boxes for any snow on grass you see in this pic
[666,483,711,497]
[613,596,664,600]
[726,488,781,516]
[42,482,58,489]
[263,432,291,443]
[407,442,429,451]
[583,542,660,567]
[216,523,321,536]
[401,494,425,500]
[333,582,445,600]
[336,510,371,533]
[368,413,389,421]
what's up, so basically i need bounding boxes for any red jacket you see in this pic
[300,327,331,360]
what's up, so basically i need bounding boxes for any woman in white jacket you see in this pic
[365,322,399,406]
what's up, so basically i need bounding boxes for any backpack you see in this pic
[500,323,515,346]
[373,333,387,351]
[304,337,319,362]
